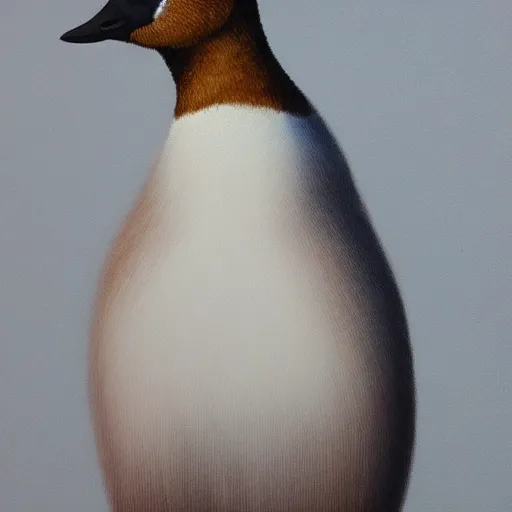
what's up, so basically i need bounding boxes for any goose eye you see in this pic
[154,0,168,20]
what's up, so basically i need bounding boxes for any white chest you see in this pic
[90,107,406,509]
[97,108,366,419]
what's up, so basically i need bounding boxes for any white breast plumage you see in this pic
[89,106,414,511]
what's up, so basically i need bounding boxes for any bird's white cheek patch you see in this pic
[154,0,168,20]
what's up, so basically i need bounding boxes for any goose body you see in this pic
[62,1,415,511]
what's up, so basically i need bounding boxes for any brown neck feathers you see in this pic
[158,2,312,119]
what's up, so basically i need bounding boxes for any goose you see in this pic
[61,1,415,510]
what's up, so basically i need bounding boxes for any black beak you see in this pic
[60,0,153,44]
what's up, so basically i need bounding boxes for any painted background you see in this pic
[1,0,510,510]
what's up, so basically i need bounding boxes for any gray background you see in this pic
[1,0,510,510]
